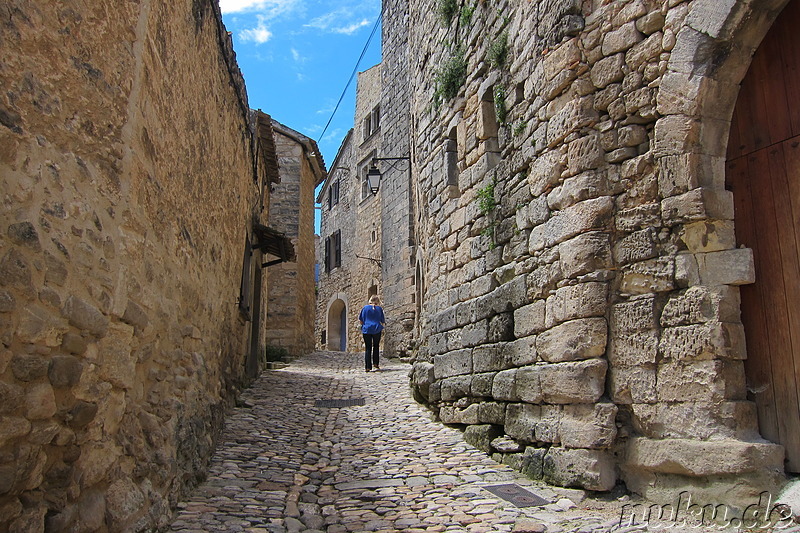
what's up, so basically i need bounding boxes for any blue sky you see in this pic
[219,0,383,173]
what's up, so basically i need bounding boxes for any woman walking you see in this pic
[359,295,385,372]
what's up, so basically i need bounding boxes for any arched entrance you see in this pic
[327,298,347,351]
[726,0,800,471]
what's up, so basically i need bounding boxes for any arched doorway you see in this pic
[726,0,800,471]
[327,299,347,351]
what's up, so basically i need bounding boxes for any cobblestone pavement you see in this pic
[168,352,750,533]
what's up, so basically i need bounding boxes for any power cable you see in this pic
[317,9,382,143]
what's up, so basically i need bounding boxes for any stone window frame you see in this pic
[328,179,340,210]
[363,105,380,142]
[324,230,342,273]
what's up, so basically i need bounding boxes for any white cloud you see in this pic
[305,7,373,34]
[333,19,370,35]
[219,0,300,17]
[239,18,273,44]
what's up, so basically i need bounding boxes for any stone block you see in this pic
[106,478,145,529]
[608,332,658,366]
[16,305,69,346]
[610,296,658,334]
[439,403,480,425]
[471,372,496,397]
[620,258,675,295]
[488,313,515,343]
[528,149,564,197]
[506,335,538,367]
[560,403,618,449]
[696,248,755,286]
[602,21,643,55]
[0,381,24,415]
[505,403,541,442]
[440,375,472,401]
[566,136,603,176]
[410,362,435,401]
[529,196,614,253]
[680,220,736,253]
[625,437,784,476]
[590,53,625,89]
[657,360,745,402]
[62,295,108,337]
[539,359,607,404]
[11,354,50,382]
[526,262,563,300]
[121,300,149,332]
[615,203,661,232]
[492,368,518,401]
[558,231,611,278]
[547,171,606,211]
[515,366,544,404]
[0,416,31,447]
[464,424,504,452]
[613,228,658,265]
[514,300,546,338]
[434,349,473,379]
[537,318,607,363]
[61,332,88,355]
[661,188,734,226]
[0,289,15,313]
[96,323,135,390]
[477,401,506,425]
[545,282,608,327]
[520,446,546,480]
[546,97,598,148]
[543,447,616,491]
[625,31,663,70]
[473,344,507,373]
[660,286,740,327]
[26,383,57,420]
[631,401,760,440]
[0,249,34,294]
[461,320,489,348]
[659,322,746,361]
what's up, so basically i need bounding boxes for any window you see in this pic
[328,180,340,210]
[363,105,380,140]
[324,230,342,272]
[361,165,370,200]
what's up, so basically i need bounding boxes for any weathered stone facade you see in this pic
[266,121,325,358]
[0,1,289,529]
[394,0,795,505]
[317,66,384,353]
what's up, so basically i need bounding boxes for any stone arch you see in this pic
[325,292,350,351]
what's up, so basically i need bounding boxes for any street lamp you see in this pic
[367,156,411,195]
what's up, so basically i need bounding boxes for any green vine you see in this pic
[460,4,475,26]
[488,31,509,69]
[477,178,498,215]
[493,84,507,125]
[433,45,467,108]
[437,0,458,25]
[512,121,528,136]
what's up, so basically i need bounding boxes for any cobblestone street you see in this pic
[168,352,726,533]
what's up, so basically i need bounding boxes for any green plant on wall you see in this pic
[493,84,507,125]
[477,178,497,215]
[433,45,467,108]
[460,4,475,26]
[488,31,508,69]
[438,0,458,25]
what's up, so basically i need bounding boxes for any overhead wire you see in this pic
[316,8,383,143]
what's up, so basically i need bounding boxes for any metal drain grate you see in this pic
[314,398,366,408]
[483,484,550,507]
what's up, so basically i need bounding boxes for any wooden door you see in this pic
[726,0,800,472]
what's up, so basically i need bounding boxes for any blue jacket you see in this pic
[359,304,385,334]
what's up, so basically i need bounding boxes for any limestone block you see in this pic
[608,332,658,367]
[106,478,146,529]
[96,322,135,390]
[625,31,663,70]
[545,282,608,327]
[505,402,541,442]
[680,220,736,253]
[625,437,784,476]
[620,258,674,295]
[547,171,606,210]
[514,300,546,338]
[602,21,643,56]
[26,383,57,420]
[618,124,648,147]
[410,362,435,401]
[0,381,23,415]
[434,348,473,379]
[428,332,449,355]
[615,203,661,232]
[516,196,550,232]
[565,136,603,177]
[608,363,658,405]
[560,403,618,449]
[439,403,480,425]
[473,276,527,321]
[539,359,607,404]
[492,368,518,401]
[62,295,109,337]
[528,150,564,197]
[11,354,50,382]
[16,305,69,346]
[610,296,658,334]
[78,491,107,532]
[526,262,563,300]
[464,424,504,452]
[543,447,616,491]
[0,289,15,313]
[661,188,734,225]
[537,318,607,363]
[521,446,546,480]
[0,249,34,295]
[68,401,99,428]
[559,231,612,278]
[491,436,524,453]
[478,401,506,425]
[460,320,489,348]
[471,372,496,397]
[590,53,625,89]
[660,286,740,327]
[472,344,507,373]
[696,248,755,286]
[506,335,538,367]
[546,97,598,148]
[659,322,746,361]
[631,401,760,440]
[674,253,700,288]
[439,375,472,401]
[612,228,658,265]
[488,313,514,343]
[121,300,149,332]
[657,360,745,402]
[0,416,31,447]
[528,196,614,253]
[637,11,665,34]
[542,38,582,82]
[515,366,544,404]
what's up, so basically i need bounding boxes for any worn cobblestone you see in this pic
[169,352,729,533]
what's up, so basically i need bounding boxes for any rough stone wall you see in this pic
[403,0,789,504]
[379,0,417,359]
[316,66,384,354]
[0,0,267,529]
[267,123,321,358]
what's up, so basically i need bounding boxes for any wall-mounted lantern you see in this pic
[367,156,411,195]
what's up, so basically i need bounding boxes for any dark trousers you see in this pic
[363,332,381,370]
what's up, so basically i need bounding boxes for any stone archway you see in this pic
[725,0,800,472]
[326,293,349,352]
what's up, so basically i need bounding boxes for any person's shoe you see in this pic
[374,366,380,371]
[365,368,371,372]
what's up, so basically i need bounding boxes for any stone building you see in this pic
[266,119,326,358]
[317,65,385,353]
[0,1,297,530]
[383,0,800,506]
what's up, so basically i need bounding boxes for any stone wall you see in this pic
[402,0,790,504]
[0,0,270,529]
[267,122,324,358]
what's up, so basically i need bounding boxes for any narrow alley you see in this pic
[168,352,711,533]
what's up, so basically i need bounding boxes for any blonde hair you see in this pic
[369,295,381,305]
